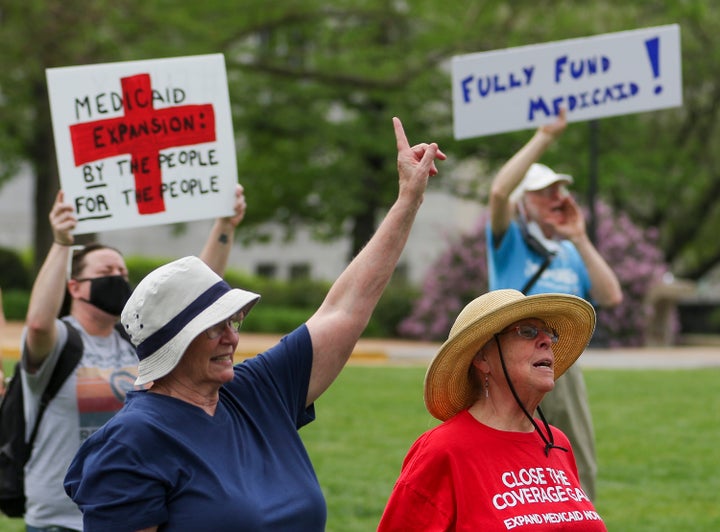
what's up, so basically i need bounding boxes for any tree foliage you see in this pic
[1,1,719,281]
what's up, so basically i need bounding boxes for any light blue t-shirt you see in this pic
[486,220,591,298]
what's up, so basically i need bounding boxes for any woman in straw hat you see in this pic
[378,289,608,531]
[63,117,446,532]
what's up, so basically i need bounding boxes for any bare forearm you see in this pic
[25,244,70,359]
[27,244,69,325]
[198,219,236,276]
[572,234,623,307]
[489,130,556,232]
[496,130,556,196]
[305,117,441,405]
[200,185,246,275]
[323,195,421,330]
[305,194,422,403]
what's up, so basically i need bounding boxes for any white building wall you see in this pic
[0,170,483,285]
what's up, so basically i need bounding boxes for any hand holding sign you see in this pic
[49,191,78,247]
[225,184,247,228]
[539,107,568,140]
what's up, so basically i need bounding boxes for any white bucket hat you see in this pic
[424,289,595,421]
[121,256,260,386]
[509,163,573,204]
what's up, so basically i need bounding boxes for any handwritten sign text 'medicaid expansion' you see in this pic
[72,85,188,120]
[452,25,682,139]
[47,54,237,235]
[70,73,216,215]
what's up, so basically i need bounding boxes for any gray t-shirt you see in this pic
[21,316,138,530]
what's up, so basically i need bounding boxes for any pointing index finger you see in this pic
[393,117,410,152]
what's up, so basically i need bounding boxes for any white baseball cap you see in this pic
[510,163,573,204]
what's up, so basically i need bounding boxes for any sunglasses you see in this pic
[204,311,245,339]
[501,324,559,344]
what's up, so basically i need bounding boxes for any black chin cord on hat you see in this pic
[493,334,569,457]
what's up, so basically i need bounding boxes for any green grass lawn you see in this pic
[2,366,719,531]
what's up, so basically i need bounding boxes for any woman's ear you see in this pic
[472,348,491,373]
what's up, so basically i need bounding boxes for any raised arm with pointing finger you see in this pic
[305,116,445,404]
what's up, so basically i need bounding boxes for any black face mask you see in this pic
[79,275,133,316]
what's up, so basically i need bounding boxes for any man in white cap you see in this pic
[485,108,623,500]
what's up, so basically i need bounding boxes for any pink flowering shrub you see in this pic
[398,214,490,342]
[399,201,671,347]
[590,201,672,347]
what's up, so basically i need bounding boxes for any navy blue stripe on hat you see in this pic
[136,280,232,361]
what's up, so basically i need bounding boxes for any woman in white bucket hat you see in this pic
[18,185,246,531]
[64,117,446,532]
[379,289,608,531]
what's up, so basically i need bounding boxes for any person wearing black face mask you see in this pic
[75,274,133,316]
[20,185,247,532]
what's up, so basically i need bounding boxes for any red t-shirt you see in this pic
[378,410,607,531]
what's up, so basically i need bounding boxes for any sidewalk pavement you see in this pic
[3,321,719,369]
[340,337,720,369]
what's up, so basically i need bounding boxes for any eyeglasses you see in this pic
[204,312,245,339]
[501,324,559,344]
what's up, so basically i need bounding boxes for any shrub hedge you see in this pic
[0,249,417,338]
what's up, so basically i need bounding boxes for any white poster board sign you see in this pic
[47,54,237,234]
[452,24,682,139]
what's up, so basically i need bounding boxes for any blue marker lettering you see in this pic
[478,77,492,97]
[461,76,473,103]
[523,66,534,85]
[554,55,611,83]
[458,66,536,104]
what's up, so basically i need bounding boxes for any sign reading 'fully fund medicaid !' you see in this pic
[46,54,237,234]
[452,24,682,139]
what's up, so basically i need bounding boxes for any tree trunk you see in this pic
[30,80,58,276]
[348,155,384,262]
[30,80,96,275]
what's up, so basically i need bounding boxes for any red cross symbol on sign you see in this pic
[70,73,216,214]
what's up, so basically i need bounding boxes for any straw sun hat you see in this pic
[121,256,261,386]
[424,289,596,421]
